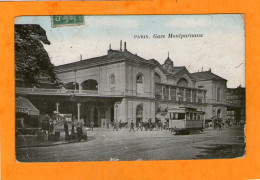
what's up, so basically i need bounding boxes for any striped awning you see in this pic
[15,96,40,116]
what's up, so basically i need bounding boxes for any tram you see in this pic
[168,107,205,135]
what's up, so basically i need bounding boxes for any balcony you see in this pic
[155,83,206,104]
[15,87,125,97]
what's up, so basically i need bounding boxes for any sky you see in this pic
[15,15,245,88]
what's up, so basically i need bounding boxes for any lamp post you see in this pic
[74,70,77,91]
[115,104,118,122]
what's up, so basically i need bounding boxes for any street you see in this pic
[16,127,245,162]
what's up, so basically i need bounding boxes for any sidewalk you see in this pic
[16,131,78,148]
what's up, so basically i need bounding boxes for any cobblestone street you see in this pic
[16,127,245,162]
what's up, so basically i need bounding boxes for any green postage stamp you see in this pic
[51,15,85,27]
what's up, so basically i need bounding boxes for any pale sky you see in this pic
[15,15,245,88]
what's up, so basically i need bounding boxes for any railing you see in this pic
[15,87,124,96]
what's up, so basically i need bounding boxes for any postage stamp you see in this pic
[51,15,85,27]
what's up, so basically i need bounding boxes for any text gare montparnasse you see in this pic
[134,33,204,39]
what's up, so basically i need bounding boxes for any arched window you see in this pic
[81,79,98,90]
[217,87,221,102]
[65,82,79,90]
[137,74,143,83]
[136,73,144,95]
[177,78,188,87]
[109,74,115,84]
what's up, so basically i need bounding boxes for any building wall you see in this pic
[195,79,227,120]
[125,63,154,98]
[115,98,155,125]
[57,62,127,94]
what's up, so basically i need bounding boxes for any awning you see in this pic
[15,96,40,116]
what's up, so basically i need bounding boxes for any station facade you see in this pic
[48,41,229,127]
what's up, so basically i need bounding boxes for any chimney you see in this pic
[120,40,122,51]
[109,44,111,50]
[124,42,127,51]
[80,54,82,61]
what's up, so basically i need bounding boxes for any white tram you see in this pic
[168,107,205,134]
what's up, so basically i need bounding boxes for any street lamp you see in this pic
[74,70,77,91]
[115,104,118,122]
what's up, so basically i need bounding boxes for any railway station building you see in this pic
[16,41,241,127]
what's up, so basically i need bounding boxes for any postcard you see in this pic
[14,15,245,162]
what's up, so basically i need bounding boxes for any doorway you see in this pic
[136,104,143,124]
[110,107,114,123]
[93,107,98,127]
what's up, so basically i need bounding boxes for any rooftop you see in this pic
[191,70,227,81]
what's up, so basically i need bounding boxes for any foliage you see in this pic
[15,24,58,85]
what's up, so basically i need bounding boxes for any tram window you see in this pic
[186,113,190,120]
[178,113,185,119]
[170,113,177,120]
[170,113,173,119]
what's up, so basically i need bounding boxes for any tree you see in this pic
[15,24,58,86]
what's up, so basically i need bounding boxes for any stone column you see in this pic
[79,83,82,93]
[191,90,193,102]
[56,102,60,113]
[184,89,186,102]
[161,86,164,100]
[176,87,179,101]
[169,87,171,100]
[77,103,81,121]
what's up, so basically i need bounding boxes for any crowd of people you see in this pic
[41,117,88,142]
[107,119,167,132]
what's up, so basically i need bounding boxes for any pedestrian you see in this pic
[136,121,143,131]
[49,120,54,134]
[113,120,119,131]
[76,120,83,142]
[64,121,69,140]
[90,121,94,131]
[119,120,122,129]
[106,121,109,129]
[218,122,222,130]
[129,120,135,132]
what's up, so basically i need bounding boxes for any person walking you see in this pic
[76,120,83,142]
[113,120,119,131]
[129,120,135,132]
[119,120,122,129]
[106,121,109,129]
[90,121,94,131]
[64,121,69,140]
[136,121,143,131]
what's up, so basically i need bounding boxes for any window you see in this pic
[177,78,188,87]
[137,75,143,83]
[217,88,221,102]
[178,89,184,101]
[178,113,185,120]
[137,74,144,95]
[197,91,203,103]
[110,74,115,84]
